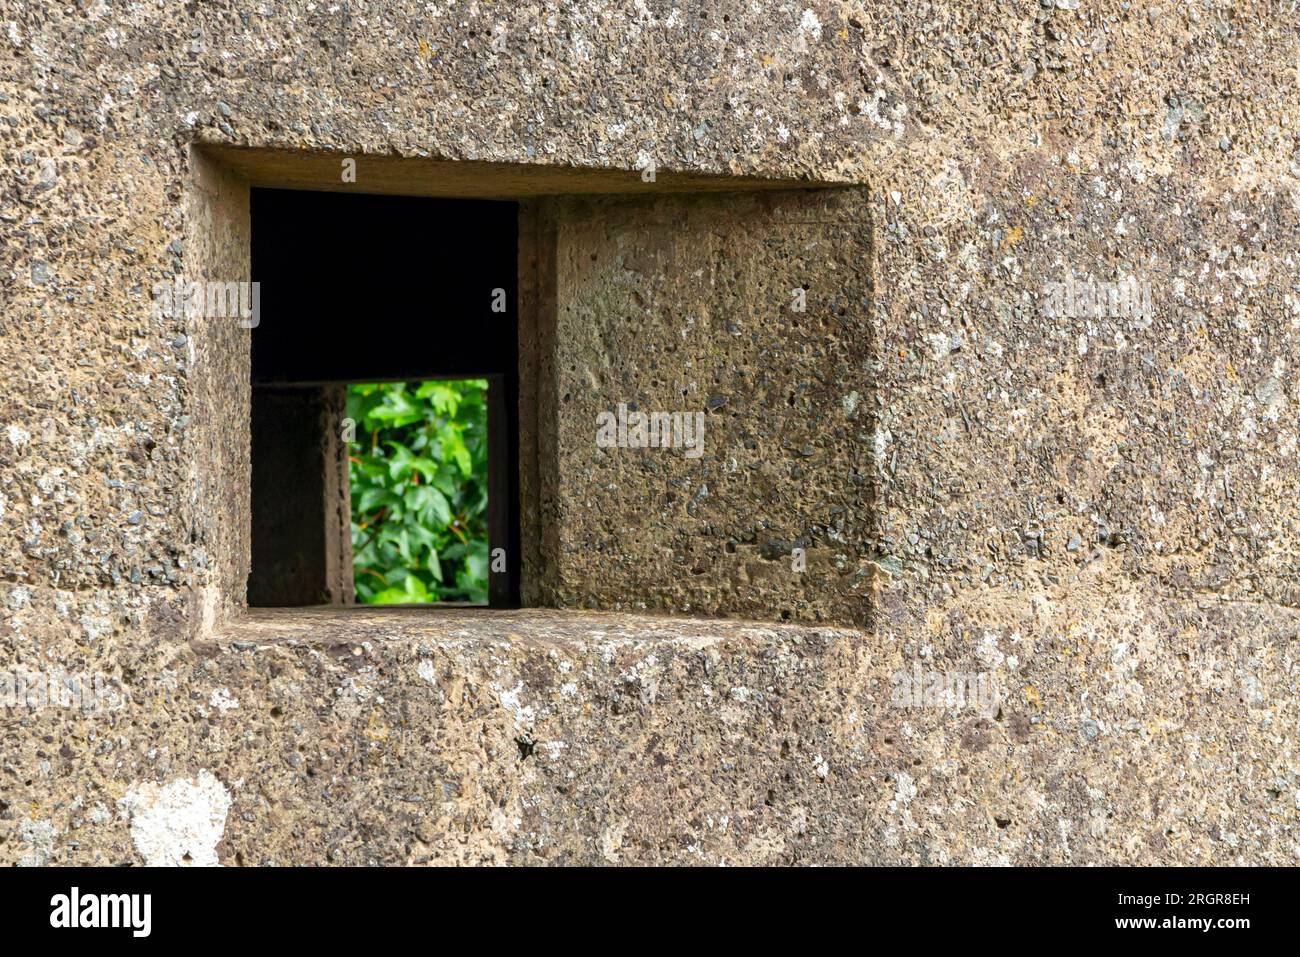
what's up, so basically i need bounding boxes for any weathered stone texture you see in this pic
[541,189,873,621]
[1,1,1298,864]
[3,603,1294,866]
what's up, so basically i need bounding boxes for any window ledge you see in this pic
[211,606,862,649]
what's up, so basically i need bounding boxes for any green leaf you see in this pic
[350,378,490,605]
[357,486,395,515]
[452,441,472,477]
[464,549,488,583]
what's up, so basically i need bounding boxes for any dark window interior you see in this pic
[248,188,520,608]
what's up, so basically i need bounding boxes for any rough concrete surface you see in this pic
[1,1,1298,864]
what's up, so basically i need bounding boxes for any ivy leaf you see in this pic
[415,381,460,416]
[349,379,490,604]
[357,485,395,515]
[405,485,452,528]
[452,441,472,478]
[368,386,424,427]
[370,573,432,605]
[464,549,488,583]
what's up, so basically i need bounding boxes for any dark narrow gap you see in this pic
[248,188,520,608]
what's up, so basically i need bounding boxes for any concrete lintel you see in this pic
[198,144,847,199]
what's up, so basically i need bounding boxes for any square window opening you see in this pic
[247,188,520,609]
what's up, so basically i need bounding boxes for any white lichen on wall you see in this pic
[208,687,239,713]
[18,819,55,866]
[119,770,232,866]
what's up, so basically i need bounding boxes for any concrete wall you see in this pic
[248,385,353,607]
[538,189,874,622]
[2,1,1297,865]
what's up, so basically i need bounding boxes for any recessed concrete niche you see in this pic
[186,146,872,631]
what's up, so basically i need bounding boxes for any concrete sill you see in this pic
[213,606,862,649]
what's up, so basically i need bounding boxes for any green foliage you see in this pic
[347,380,489,604]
